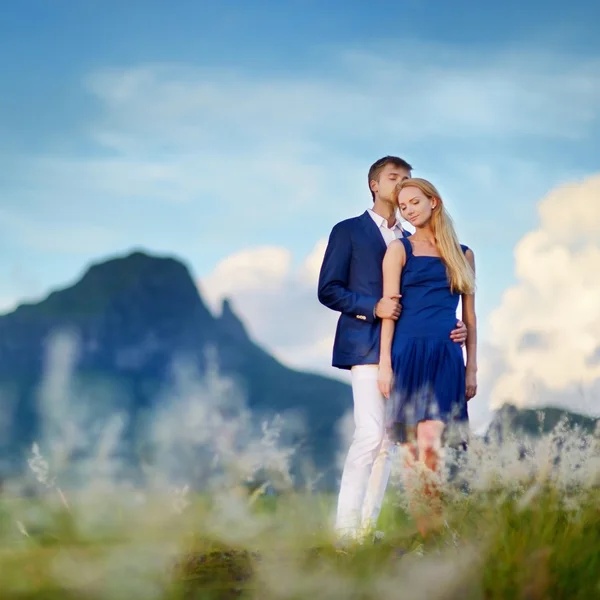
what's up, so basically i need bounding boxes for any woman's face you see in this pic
[397,186,435,227]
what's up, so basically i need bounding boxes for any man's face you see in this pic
[371,163,411,203]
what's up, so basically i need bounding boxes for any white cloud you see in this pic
[342,47,600,139]
[488,174,600,416]
[199,241,347,381]
[8,44,600,237]
[0,297,19,315]
[297,240,328,285]
[85,49,600,151]
[200,247,293,302]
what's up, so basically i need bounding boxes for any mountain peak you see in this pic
[218,298,250,342]
[13,249,212,322]
[0,249,219,376]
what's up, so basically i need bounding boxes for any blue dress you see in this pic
[388,237,469,444]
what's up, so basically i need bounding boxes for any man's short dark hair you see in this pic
[368,156,413,200]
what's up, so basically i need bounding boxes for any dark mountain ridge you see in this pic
[0,250,596,489]
[486,402,598,439]
[0,250,352,484]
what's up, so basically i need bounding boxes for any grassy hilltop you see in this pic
[0,425,598,600]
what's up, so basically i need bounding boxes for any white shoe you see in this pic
[372,530,385,544]
[333,529,364,551]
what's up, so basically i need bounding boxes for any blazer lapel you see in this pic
[358,211,388,254]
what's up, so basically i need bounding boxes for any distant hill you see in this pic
[1,249,596,490]
[486,403,598,440]
[0,250,352,485]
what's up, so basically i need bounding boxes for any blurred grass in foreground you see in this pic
[4,337,597,598]
[0,481,598,600]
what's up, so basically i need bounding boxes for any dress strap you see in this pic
[400,236,413,257]
[460,243,469,255]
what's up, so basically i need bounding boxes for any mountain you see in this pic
[0,250,352,484]
[486,403,598,440]
[3,249,596,489]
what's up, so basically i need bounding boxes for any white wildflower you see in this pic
[28,442,55,488]
[15,520,29,538]
[27,442,70,511]
[170,484,190,514]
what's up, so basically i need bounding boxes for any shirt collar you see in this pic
[367,208,404,232]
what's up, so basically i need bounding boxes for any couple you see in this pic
[318,156,477,543]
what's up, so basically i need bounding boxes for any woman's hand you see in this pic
[466,369,477,400]
[378,364,394,399]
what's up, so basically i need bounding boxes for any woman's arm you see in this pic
[378,240,405,398]
[462,248,477,399]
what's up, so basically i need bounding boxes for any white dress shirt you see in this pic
[367,208,406,246]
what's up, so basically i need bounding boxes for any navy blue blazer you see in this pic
[317,211,411,369]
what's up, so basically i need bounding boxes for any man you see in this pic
[317,156,467,542]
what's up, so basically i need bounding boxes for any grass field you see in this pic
[0,430,598,600]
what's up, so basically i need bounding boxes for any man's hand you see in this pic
[466,369,477,400]
[378,364,394,399]
[450,320,467,345]
[375,295,401,320]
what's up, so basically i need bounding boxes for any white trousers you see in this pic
[335,364,394,538]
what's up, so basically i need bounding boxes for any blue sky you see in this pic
[2,0,600,424]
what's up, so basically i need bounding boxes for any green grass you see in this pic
[0,481,598,599]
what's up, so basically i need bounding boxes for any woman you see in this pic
[377,177,477,537]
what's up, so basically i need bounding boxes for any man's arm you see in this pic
[450,320,468,345]
[317,222,380,323]
[449,247,471,345]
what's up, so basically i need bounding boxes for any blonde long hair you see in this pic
[395,178,475,294]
